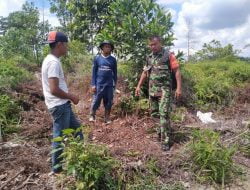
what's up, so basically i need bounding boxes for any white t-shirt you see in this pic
[41,54,69,109]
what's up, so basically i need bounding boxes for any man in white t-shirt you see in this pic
[41,31,83,174]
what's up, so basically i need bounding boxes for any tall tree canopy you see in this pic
[96,0,174,69]
[0,2,51,62]
[49,0,174,70]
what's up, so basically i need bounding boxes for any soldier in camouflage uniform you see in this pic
[135,36,182,151]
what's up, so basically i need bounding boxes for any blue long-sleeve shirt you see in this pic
[91,54,117,87]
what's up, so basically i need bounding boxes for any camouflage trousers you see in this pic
[150,89,172,145]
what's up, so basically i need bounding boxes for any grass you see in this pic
[188,129,239,186]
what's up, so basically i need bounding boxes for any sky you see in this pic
[0,0,250,57]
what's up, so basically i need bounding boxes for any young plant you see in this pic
[54,128,122,190]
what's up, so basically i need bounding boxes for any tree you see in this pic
[96,0,174,71]
[0,16,8,35]
[0,2,51,63]
[49,0,113,52]
[190,40,239,62]
[49,0,72,33]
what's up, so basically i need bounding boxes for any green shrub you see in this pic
[114,96,136,117]
[0,60,31,91]
[0,95,21,140]
[189,129,237,185]
[114,97,149,117]
[117,61,135,78]
[55,128,122,190]
[182,59,250,109]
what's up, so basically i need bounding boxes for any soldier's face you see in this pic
[149,38,162,53]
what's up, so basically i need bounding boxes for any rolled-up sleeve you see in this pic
[169,53,179,70]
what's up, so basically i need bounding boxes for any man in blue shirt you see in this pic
[89,41,117,124]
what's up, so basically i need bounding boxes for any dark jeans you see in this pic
[91,86,114,113]
[49,101,83,173]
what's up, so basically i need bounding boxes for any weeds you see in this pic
[188,129,238,186]
[125,157,185,190]
[236,131,250,158]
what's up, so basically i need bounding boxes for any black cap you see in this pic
[47,31,68,44]
[99,41,114,50]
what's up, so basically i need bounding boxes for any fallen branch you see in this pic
[15,173,34,190]
[0,167,25,189]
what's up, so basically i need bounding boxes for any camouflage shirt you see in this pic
[143,48,171,97]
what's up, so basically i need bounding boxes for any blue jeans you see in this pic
[91,86,114,112]
[49,101,83,173]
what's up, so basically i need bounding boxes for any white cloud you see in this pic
[0,0,25,17]
[157,0,185,5]
[171,0,250,57]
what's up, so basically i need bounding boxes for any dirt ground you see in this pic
[0,77,249,190]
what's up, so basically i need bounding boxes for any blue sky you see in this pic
[0,0,250,57]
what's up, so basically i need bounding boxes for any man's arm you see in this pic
[91,57,98,93]
[135,71,148,96]
[169,53,182,99]
[49,77,79,104]
[173,67,182,99]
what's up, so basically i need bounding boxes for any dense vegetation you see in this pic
[182,59,250,109]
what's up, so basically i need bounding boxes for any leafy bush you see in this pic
[0,59,31,91]
[114,96,136,117]
[182,59,250,109]
[189,129,238,185]
[0,95,21,140]
[55,128,122,190]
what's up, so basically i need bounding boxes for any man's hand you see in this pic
[69,94,80,105]
[135,86,141,96]
[175,88,182,100]
[91,86,96,94]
